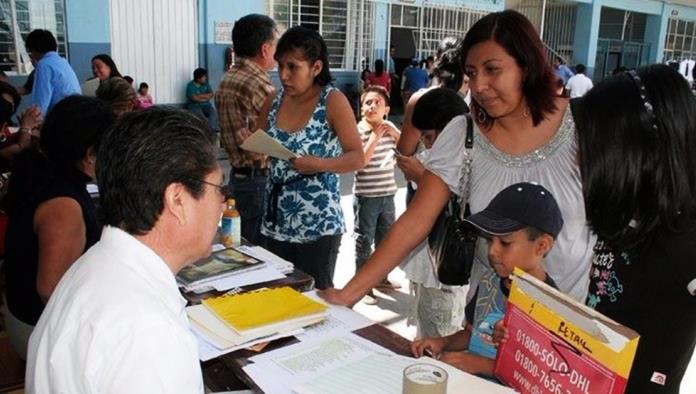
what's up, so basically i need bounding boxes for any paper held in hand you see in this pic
[240,129,298,161]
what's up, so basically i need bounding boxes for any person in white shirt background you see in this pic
[26,108,225,393]
[565,64,593,99]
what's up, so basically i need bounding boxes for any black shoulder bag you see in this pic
[428,114,477,286]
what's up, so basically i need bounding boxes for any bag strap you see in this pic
[465,112,474,150]
[453,113,474,219]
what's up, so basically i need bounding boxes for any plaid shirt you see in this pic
[215,58,275,168]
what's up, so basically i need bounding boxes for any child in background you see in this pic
[397,88,469,338]
[136,82,153,109]
[411,182,563,377]
[353,86,400,304]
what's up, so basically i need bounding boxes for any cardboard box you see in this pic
[494,268,639,394]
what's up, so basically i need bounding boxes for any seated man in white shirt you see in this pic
[26,108,226,393]
[565,63,593,99]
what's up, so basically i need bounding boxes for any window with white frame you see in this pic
[663,17,696,62]
[269,0,375,71]
[390,3,486,61]
[0,0,68,74]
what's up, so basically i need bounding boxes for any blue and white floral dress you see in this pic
[261,86,346,243]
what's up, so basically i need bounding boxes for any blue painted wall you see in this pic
[372,2,390,71]
[197,0,266,89]
[65,0,111,82]
[573,2,602,79]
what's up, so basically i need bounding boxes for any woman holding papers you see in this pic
[255,26,363,289]
[3,96,114,359]
[576,64,696,393]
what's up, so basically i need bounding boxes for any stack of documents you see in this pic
[242,331,517,394]
[177,248,267,292]
[188,287,330,360]
[235,245,294,274]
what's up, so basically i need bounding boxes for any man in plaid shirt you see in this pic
[215,14,277,245]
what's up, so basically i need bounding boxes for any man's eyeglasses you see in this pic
[185,177,232,201]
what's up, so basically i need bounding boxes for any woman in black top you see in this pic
[576,64,696,393]
[3,96,114,359]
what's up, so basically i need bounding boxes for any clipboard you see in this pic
[240,129,298,161]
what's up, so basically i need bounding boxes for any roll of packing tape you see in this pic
[403,363,448,394]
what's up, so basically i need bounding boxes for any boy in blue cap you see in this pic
[411,182,563,377]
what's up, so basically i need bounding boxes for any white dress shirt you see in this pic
[26,226,204,394]
[565,73,594,98]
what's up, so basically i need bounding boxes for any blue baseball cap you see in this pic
[464,182,564,238]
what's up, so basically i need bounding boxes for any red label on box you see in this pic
[494,304,628,394]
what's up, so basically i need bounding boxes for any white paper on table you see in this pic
[235,245,294,274]
[210,265,285,291]
[292,353,517,394]
[294,291,373,341]
[191,324,303,362]
[243,330,515,394]
[240,129,298,161]
[243,332,394,394]
[182,265,285,293]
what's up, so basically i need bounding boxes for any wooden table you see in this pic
[185,266,414,392]
[201,324,414,392]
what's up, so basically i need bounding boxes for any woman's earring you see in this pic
[523,107,530,118]
[383,114,387,120]
[476,106,488,123]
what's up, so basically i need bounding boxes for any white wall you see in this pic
[110,0,198,104]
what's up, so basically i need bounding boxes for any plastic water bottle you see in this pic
[221,198,241,247]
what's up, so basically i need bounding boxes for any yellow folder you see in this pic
[202,287,328,331]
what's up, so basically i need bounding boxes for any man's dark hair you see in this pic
[612,66,627,76]
[232,14,276,58]
[97,107,218,235]
[123,75,134,84]
[575,64,586,74]
[412,88,468,132]
[374,59,384,76]
[193,68,208,81]
[25,29,58,54]
[276,26,332,86]
[460,10,558,128]
[576,64,696,251]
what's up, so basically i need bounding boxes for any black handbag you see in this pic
[428,114,477,286]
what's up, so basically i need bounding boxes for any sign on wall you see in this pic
[215,21,234,44]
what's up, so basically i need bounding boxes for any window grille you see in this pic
[0,0,68,74]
